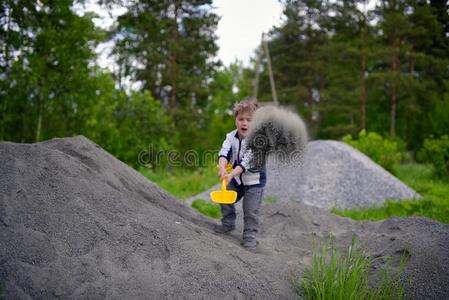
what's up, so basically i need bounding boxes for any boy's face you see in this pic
[235,111,253,139]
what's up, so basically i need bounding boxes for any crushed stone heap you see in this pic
[264,140,420,209]
[0,136,294,299]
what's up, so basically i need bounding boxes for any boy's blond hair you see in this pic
[233,97,259,117]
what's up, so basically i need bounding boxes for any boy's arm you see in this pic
[218,157,228,180]
[225,165,244,182]
[218,133,233,179]
[218,156,228,169]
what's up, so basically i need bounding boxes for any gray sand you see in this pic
[1,136,447,299]
[189,140,420,209]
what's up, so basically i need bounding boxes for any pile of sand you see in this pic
[1,136,448,299]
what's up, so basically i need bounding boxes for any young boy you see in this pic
[214,97,266,249]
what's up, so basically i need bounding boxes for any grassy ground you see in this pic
[139,165,218,200]
[140,163,449,223]
[332,163,449,224]
[139,165,222,218]
[191,199,221,218]
[299,238,406,300]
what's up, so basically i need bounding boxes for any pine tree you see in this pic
[111,0,219,112]
[259,0,330,137]
[318,0,375,137]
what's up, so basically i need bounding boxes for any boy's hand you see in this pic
[218,167,227,181]
[222,165,244,183]
[224,173,233,183]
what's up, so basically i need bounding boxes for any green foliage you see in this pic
[191,199,221,219]
[424,92,449,141]
[139,165,218,200]
[300,237,406,300]
[1,0,448,177]
[342,130,407,174]
[205,63,253,149]
[418,135,449,179]
[109,1,223,165]
[332,163,449,224]
[82,82,175,168]
[257,0,449,148]
[0,0,104,142]
[114,91,175,168]
[0,1,222,172]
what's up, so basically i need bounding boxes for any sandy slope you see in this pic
[1,136,448,299]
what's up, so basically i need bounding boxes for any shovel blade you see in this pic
[210,190,237,204]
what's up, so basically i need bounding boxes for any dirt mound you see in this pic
[1,136,447,299]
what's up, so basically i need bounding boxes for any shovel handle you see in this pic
[221,178,227,192]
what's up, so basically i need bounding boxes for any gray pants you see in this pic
[220,180,264,242]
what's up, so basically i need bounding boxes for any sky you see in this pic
[76,0,284,70]
[212,0,283,66]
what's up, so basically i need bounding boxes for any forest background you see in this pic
[1,0,448,173]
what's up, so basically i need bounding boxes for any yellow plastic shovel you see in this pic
[210,179,237,204]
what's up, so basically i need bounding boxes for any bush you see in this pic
[418,135,449,179]
[191,199,221,219]
[342,130,407,174]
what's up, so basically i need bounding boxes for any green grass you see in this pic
[139,165,218,200]
[191,199,221,219]
[300,238,406,300]
[332,163,449,224]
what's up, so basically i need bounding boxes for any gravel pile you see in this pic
[0,136,295,299]
[1,136,446,299]
[265,140,420,209]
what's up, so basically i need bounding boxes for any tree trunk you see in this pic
[359,26,367,130]
[409,51,415,75]
[316,72,325,132]
[169,1,179,113]
[21,106,26,143]
[307,82,314,137]
[390,31,398,137]
[36,97,43,142]
[170,52,177,112]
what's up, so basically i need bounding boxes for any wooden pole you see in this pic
[262,33,279,105]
